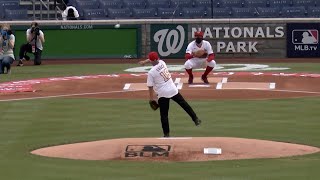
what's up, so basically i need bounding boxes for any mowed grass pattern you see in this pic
[0,63,319,180]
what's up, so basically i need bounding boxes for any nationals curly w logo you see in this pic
[151,24,187,58]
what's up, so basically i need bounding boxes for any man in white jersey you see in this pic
[17,22,45,66]
[185,31,216,84]
[145,51,201,137]
[0,24,15,74]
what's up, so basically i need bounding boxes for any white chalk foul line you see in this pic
[0,90,145,102]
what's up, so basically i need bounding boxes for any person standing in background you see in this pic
[0,24,15,74]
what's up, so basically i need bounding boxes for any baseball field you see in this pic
[0,60,319,179]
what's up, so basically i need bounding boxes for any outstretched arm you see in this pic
[138,59,150,66]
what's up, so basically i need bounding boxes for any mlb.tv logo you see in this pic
[292,29,318,44]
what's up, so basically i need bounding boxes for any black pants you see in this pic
[19,43,42,65]
[158,92,198,135]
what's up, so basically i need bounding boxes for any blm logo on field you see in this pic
[125,145,171,158]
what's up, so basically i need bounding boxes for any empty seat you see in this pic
[256,7,280,17]
[243,0,269,7]
[170,0,194,8]
[99,0,123,9]
[308,6,320,17]
[217,0,244,8]
[76,0,100,16]
[83,8,106,20]
[76,0,99,7]
[281,6,306,17]
[231,7,256,18]
[132,7,157,18]
[0,1,20,18]
[181,7,210,18]
[292,0,316,7]
[107,8,132,19]
[269,0,292,7]
[4,9,28,20]
[123,0,146,9]
[158,7,182,18]
[193,0,213,8]
[212,7,231,18]
[146,0,170,8]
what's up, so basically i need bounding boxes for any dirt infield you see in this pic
[31,137,320,162]
[2,69,320,162]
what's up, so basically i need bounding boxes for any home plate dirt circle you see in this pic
[31,137,320,162]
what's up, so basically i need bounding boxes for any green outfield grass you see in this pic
[0,63,319,180]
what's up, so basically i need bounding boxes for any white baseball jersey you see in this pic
[0,34,15,60]
[26,29,44,50]
[147,60,178,99]
[62,6,80,20]
[185,40,216,69]
[186,40,214,58]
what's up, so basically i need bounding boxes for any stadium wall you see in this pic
[6,18,320,59]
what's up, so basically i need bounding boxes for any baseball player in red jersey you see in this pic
[185,31,216,84]
[140,51,201,137]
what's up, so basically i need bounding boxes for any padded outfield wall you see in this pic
[6,18,320,59]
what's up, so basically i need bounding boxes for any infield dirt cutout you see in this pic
[1,72,320,161]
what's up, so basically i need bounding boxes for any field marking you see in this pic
[270,83,276,89]
[123,83,131,90]
[0,90,145,102]
[215,82,275,90]
[174,78,181,84]
[176,82,183,90]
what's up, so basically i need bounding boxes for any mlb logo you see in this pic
[292,29,318,44]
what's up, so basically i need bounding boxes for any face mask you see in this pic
[196,38,203,44]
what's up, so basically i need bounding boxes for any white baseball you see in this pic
[114,24,120,28]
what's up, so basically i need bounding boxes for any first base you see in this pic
[204,148,222,155]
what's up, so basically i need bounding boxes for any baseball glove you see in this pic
[149,100,159,111]
[193,49,207,58]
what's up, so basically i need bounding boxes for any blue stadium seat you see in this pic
[132,8,157,18]
[269,0,292,7]
[83,8,106,20]
[292,0,316,7]
[4,9,28,20]
[281,6,307,17]
[193,0,213,8]
[170,0,194,8]
[0,1,20,19]
[76,0,100,16]
[243,0,269,8]
[106,8,133,19]
[231,7,256,18]
[123,0,146,9]
[256,7,280,17]
[212,7,231,18]
[158,7,182,18]
[181,7,210,18]
[146,0,170,8]
[307,6,320,17]
[217,0,244,8]
[99,0,123,9]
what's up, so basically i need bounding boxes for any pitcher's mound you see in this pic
[31,137,319,162]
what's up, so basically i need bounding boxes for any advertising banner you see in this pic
[287,23,320,58]
[150,24,188,58]
[13,25,141,59]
